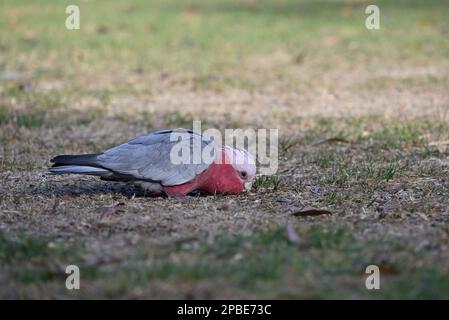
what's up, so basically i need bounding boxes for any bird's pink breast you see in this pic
[197,162,245,195]
[163,161,244,196]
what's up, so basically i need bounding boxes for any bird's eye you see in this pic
[239,171,248,179]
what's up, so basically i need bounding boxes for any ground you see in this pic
[1,0,449,299]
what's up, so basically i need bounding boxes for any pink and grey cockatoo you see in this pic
[49,129,256,196]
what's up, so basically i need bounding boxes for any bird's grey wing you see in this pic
[96,129,217,186]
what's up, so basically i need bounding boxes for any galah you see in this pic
[49,129,256,196]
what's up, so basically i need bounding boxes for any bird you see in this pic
[49,128,256,196]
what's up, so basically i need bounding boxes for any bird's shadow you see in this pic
[31,178,205,199]
[31,179,148,199]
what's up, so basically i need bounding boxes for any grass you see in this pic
[1,0,449,299]
[252,175,282,192]
[279,136,300,158]
[0,232,89,286]
[2,0,449,82]
[3,227,448,298]
[324,161,405,186]
[0,232,51,261]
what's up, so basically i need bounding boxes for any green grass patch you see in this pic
[99,226,449,298]
[252,175,282,192]
[3,227,449,298]
[0,232,51,261]
[15,110,46,128]
[373,123,426,148]
[0,232,88,284]
[2,0,449,79]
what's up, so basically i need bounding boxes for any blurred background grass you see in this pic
[1,0,448,80]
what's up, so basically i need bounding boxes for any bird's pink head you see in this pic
[197,145,257,195]
[221,145,256,183]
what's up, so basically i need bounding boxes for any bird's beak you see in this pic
[244,181,253,192]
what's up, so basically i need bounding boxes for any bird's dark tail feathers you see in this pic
[49,153,109,176]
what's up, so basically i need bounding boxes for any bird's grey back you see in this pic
[96,129,217,186]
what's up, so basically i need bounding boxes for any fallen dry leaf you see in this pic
[294,51,306,64]
[311,136,350,145]
[291,208,333,217]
